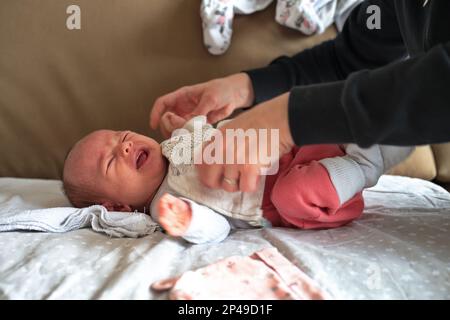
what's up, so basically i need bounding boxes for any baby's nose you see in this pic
[121,141,133,155]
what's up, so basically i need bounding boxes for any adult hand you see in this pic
[196,93,295,193]
[150,73,255,131]
[159,112,188,139]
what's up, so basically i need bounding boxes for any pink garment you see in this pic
[151,247,328,300]
[262,145,364,229]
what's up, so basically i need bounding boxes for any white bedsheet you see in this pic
[0,175,449,299]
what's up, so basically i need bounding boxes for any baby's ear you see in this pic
[101,201,132,212]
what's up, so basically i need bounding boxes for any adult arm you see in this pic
[246,0,450,147]
[246,0,406,104]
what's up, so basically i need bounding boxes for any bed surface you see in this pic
[0,175,449,299]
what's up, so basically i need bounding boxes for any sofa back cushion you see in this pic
[0,0,335,179]
[0,0,445,182]
[432,144,450,183]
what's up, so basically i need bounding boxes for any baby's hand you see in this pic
[160,112,187,138]
[158,193,192,237]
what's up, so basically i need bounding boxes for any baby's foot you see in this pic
[158,193,192,237]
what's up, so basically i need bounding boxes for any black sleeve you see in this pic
[245,0,450,147]
[246,0,406,104]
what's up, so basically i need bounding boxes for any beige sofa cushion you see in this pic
[388,146,437,181]
[431,143,450,183]
[0,1,443,182]
[0,0,335,179]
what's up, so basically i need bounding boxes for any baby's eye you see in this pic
[122,132,129,142]
[107,157,114,171]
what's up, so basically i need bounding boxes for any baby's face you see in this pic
[64,130,167,211]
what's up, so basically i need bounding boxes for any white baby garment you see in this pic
[159,116,268,226]
[150,116,269,244]
[200,0,363,55]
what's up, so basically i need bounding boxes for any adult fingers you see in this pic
[190,92,218,118]
[166,112,187,130]
[239,166,260,193]
[150,94,173,130]
[221,165,240,193]
[207,105,234,124]
[197,162,223,190]
[150,87,187,129]
[159,113,172,138]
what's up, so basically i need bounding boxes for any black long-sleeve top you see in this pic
[246,0,450,147]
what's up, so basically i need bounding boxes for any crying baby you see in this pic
[63,114,412,244]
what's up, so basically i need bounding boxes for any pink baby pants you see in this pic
[262,145,364,229]
[151,247,328,300]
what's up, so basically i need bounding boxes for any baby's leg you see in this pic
[270,146,364,229]
[158,193,192,236]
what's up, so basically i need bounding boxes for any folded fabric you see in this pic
[151,247,329,299]
[276,0,364,35]
[0,205,159,238]
[201,0,363,55]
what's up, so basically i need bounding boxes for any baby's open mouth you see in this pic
[135,149,149,170]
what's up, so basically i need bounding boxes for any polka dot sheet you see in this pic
[0,175,449,299]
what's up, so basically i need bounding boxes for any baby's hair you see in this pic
[62,179,96,208]
[62,144,99,208]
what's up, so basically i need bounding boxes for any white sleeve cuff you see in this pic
[344,144,384,188]
[181,198,231,244]
[319,157,366,205]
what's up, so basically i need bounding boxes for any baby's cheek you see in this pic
[129,175,146,193]
[113,173,140,199]
[132,175,154,201]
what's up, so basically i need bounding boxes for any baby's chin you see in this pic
[132,191,158,213]
[135,164,168,212]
